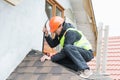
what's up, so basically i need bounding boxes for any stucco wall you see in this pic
[0,0,48,80]
[69,0,96,52]
[0,0,73,80]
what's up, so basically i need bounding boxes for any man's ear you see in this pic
[60,25,63,29]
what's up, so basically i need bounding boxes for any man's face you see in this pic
[54,25,62,36]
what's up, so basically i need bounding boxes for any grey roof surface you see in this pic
[7,52,111,80]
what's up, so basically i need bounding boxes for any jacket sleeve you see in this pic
[51,30,82,62]
[64,30,81,47]
[45,34,59,48]
[51,49,66,62]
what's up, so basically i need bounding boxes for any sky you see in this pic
[92,0,120,36]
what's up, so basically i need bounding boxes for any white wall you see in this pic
[0,0,48,80]
[0,0,75,80]
[57,0,72,9]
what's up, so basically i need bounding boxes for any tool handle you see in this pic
[42,20,48,53]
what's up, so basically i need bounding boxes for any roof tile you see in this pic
[88,36,120,80]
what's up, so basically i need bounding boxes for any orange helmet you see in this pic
[49,16,64,33]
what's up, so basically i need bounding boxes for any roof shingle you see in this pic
[7,49,112,80]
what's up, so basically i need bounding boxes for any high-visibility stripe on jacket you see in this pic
[60,28,92,50]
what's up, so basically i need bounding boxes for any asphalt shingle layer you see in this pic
[7,52,111,80]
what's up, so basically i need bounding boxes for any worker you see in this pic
[40,16,94,78]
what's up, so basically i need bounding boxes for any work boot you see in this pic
[79,69,93,78]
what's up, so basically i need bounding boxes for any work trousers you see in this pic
[56,44,94,71]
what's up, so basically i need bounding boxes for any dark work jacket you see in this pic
[45,22,82,61]
[45,22,94,71]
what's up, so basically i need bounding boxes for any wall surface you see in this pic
[0,0,96,80]
[69,0,96,51]
[0,0,73,80]
[0,0,48,80]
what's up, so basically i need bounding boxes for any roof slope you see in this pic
[7,51,111,80]
[107,36,120,79]
[88,36,120,80]
[6,53,79,80]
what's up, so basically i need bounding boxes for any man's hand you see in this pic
[40,55,51,62]
[43,27,49,37]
